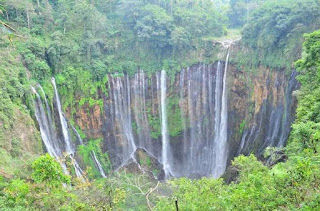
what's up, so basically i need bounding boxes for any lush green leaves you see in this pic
[78,139,111,179]
[31,154,70,186]
[240,0,320,68]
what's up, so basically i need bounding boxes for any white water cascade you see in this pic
[91,150,107,178]
[71,125,83,145]
[52,78,74,153]
[109,75,137,165]
[33,86,62,160]
[71,124,107,178]
[33,82,85,180]
[104,60,231,178]
[51,78,84,179]
[213,50,230,177]
[160,70,173,177]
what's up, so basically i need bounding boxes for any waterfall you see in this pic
[132,70,152,153]
[70,114,107,178]
[38,85,53,124]
[33,82,85,180]
[71,124,107,178]
[214,50,230,177]
[71,125,83,145]
[52,78,74,153]
[278,70,299,147]
[179,68,188,162]
[51,78,86,179]
[237,69,299,156]
[160,70,172,177]
[91,150,107,178]
[71,155,84,178]
[32,86,61,159]
[109,75,137,165]
[104,62,230,178]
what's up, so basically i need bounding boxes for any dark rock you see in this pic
[119,158,144,175]
[222,166,239,184]
[118,148,165,180]
[134,148,165,180]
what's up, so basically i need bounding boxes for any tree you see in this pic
[134,4,173,48]
[229,0,265,28]
[31,154,70,186]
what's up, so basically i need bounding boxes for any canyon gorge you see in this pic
[31,42,299,180]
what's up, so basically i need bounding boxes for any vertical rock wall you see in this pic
[68,51,299,178]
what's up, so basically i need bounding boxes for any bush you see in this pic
[31,154,71,186]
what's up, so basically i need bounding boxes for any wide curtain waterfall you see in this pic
[237,70,299,155]
[104,55,230,178]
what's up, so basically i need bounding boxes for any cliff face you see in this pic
[227,65,298,163]
[68,46,299,178]
[68,104,103,140]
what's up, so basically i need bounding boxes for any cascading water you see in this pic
[173,59,229,178]
[160,70,173,177]
[52,78,73,153]
[132,70,152,152]
[237,69,299,156]
[100,48,296,179]
[51,78,85,179]
[71,125,83,145]
[91,150,107,178]
[109,75,137,165]
[278,70,299,147]
[104,56,231,178]
[213,50,229,177]
[33,82,85,180]
[33,86,62,160]
[71,124,107,178]
[72,125,107,178]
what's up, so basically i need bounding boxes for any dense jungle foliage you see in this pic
[1,0,320,210]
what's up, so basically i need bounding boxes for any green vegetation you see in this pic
[147,110,162,139]
[0,43,41,178]
[291,29,320,155]
[0,154,126,210]
[31,154,70,186]
[156,152,320,210]
[167,97,183,137]
[239,0,320,69]
[228,0,265,28]
[2,0,320,210]
[78,139,111,179]
[239,120,246,135]
[0,0,230,120]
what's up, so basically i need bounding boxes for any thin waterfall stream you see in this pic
[213,49,230,177]
[160,70,173,177]
[91,150,107,178]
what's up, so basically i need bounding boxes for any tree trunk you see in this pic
[175,200,179,211]
[26,10,30,28]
